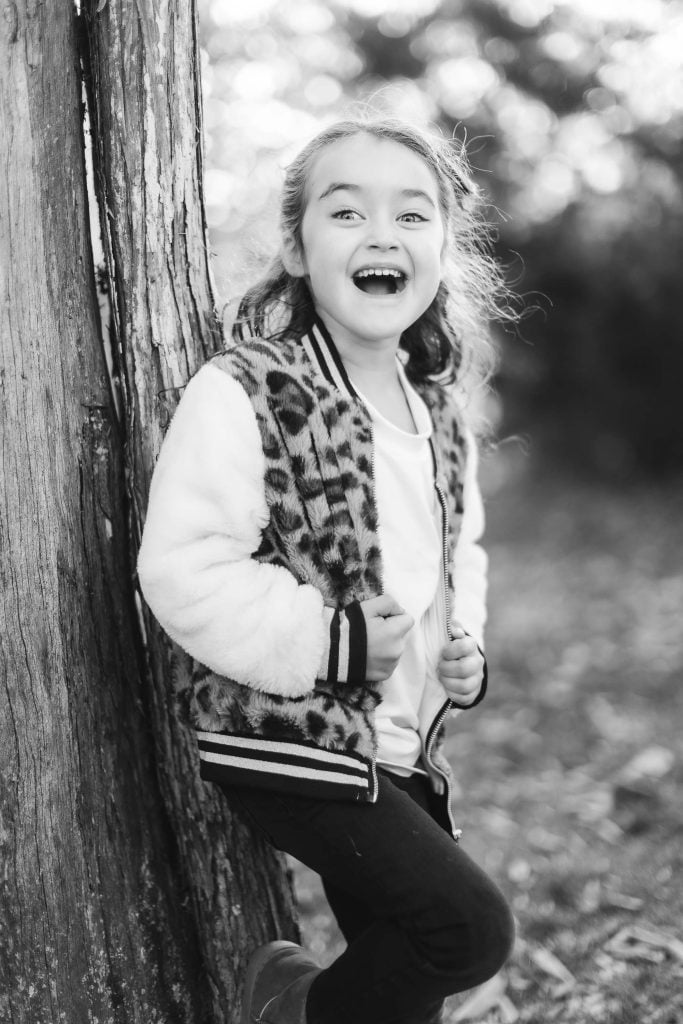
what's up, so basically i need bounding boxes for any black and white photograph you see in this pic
[2,1,682,1022]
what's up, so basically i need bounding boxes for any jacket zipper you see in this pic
[366,426,458,822]
[367,412,381,803]
[366,418,452,816]
[368,417,384,596]
[368,757,379,802]
[435,479,454,643]
[423,462,460,838]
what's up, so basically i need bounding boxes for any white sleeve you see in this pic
[450,429,488,649]
[137,362,326,698]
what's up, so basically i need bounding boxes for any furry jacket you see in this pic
[137,317,488,834]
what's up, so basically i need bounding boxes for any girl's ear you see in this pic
[281,234,307,278]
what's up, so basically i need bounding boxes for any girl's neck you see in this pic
[316,313,400,382]
[338,345,404,413]
[315,314,415,432]
[333,335,417,433]
[340,347,400,388]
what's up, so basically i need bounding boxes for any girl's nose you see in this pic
[369,239,398,251]
[367,217,399,250]
[367,233,399,251]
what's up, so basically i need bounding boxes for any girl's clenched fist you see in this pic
[438,623,485,706]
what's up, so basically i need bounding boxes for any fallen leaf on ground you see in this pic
[498,995,519,1023]
[507,858,532,883]
[606,924,683,964]
[594,950,628,981]
[526,825,564,852]
[450,972,516,1022]
[578,878,601,912]
[619,745,675,782]
[525,942,576,986]
[562,784,613,822]
[603,890,644,911]
[595,818,624,843]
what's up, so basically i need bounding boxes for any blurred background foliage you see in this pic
[198,0,683,480]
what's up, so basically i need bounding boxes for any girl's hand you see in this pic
[438,624,485,705]
[361,595,414,682]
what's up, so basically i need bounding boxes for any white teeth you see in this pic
[354,268,404,279]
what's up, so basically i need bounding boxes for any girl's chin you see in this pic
[352,306,420,332]
[338,323,413,349]
[315,302,424,345]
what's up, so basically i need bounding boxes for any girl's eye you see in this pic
[400,212,428,223]
[332,208,361,221]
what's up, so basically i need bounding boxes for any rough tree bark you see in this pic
[0,2,297,1021]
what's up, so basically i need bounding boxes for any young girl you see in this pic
[138,117,515,1024]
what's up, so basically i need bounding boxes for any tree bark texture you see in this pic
[0,1,297,1021]
[81,0,300,1011]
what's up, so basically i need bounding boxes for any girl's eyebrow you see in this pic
[317,182,436,209]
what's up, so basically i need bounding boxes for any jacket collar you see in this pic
[300,314,448,489]
[301,315,361,400]
[301,315,439,414]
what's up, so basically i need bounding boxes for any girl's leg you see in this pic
[320,770,448,1023]
[321,768,446,942]
[225,774,514,1024]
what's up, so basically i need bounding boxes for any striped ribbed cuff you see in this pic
[344,601,367,685]
[319,602,367,685]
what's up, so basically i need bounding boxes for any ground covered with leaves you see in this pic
[291,472,683,1024]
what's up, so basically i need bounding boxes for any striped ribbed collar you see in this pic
[301,316,361,400]
[301,314,440,417]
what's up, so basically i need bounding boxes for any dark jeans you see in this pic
[223,769,514,1024]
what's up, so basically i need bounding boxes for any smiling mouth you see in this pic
[352,268,407,295]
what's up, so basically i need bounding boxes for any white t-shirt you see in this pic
[351,365,446,776]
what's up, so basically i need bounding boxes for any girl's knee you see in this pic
[470,892,515,984]
[416,879,515,990]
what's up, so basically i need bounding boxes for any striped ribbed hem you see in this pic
[196,731,375,802]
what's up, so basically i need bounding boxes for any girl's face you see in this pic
[285,133,445,353]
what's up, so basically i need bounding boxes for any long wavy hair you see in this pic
[232,116,513,393]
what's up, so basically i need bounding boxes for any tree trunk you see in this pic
[0,2,297,1021]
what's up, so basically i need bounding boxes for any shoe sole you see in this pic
[240,941,301,1024]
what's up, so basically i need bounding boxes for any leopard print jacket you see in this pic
[180,318,472,814]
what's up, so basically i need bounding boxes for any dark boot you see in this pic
[240,940,321,1024]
